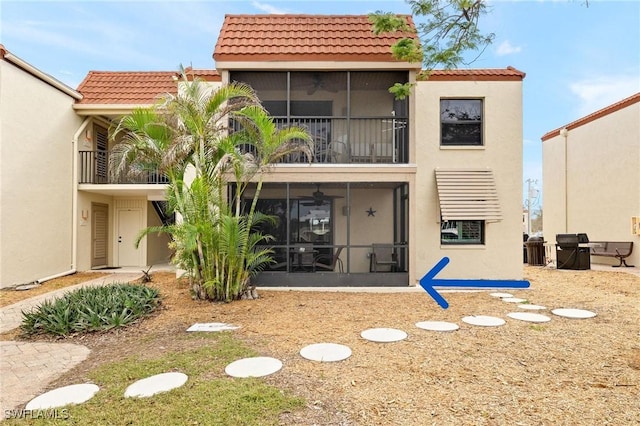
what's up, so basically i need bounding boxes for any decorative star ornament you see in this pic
[366,207,376,217]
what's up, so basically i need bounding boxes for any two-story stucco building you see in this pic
[0,14,526,289]
[542,93,640,267]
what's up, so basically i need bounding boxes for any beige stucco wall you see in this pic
[0,60,82,288]
[543,100,640,267]
[412,79,524,280]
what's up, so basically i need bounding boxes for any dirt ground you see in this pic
[3,266,639,425]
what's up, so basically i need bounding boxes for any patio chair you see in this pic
[370,244,398,272]
[313,246,344,273]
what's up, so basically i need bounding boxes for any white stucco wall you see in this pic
[413,79,524,280]
[543,98,640,267]
[0,60,82,288]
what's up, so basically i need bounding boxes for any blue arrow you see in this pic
[419,257,530,309]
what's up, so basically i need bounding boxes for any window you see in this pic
[253,199,333,245]
[440,99,483,146]
[441,220,484,244]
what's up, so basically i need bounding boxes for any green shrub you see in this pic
[21,283,161,337]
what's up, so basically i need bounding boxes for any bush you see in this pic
[21,283,161,337]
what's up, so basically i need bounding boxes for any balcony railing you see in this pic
[79,116,409,183]
[239,116,409,164]
[78,151,168,184]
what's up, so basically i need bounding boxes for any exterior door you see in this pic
[117,209,142,266]
[91,203,108,268]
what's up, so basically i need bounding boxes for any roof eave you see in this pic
[214,60,421,71]
[73,103,155,116]
[2,47,82,100]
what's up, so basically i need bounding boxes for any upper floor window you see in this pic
[440,99,483,146]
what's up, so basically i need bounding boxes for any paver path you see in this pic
[0,273,141,415]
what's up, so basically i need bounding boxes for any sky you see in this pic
[1,0,639,208]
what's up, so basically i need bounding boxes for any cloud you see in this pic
[495,40,522,56]
[251,1,290,14]
[569,73,640,116]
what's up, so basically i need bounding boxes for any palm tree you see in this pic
[111,69,312,301]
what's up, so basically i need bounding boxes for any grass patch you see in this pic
[3,334,304,425]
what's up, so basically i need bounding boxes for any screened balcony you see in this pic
[232,71,410,164]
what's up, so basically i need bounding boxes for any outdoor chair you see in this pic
[313,246,344,273]
[370,244,398,272]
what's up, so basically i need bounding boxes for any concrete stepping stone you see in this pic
[300,343,352,362]
[501,297,528,303]
[225,357,282,378]
[186,322,240,332]
[26,383,99,410]
[415,321,459,332]
[361,327,407,342]
[517,304,547,310]
[551,308,597,319]
[462,315,506,327]
[489,292,513,298]
[124,372,188,398]
[507,312,551,323]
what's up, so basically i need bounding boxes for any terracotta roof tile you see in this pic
[541,92,640,141]
[76,69,220,105]
[421,66,526,81]
[214,14,418,63]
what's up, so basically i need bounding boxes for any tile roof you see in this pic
[76,69,220,105]
[541,92,640,141]
[213,14,418,63]
[422,66,526,81]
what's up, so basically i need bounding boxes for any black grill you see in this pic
[555,233,590,270]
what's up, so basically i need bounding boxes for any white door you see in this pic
[117,209,142,266]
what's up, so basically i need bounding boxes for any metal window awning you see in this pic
[435,168,502,222]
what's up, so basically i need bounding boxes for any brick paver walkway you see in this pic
[0,273,141,416]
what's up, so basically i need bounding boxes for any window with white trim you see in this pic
[441,220,485,244]
[440,99,483,146]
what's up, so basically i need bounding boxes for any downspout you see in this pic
[32,119,90,284]
[70,117,93,273]
[560,127,569,233]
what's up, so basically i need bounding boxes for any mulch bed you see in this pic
[5,266,639,425]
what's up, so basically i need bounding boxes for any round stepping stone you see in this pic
[501,297,528,303]
[462,315,506,327]
[125,372,188,398]
[489,292,513,298]
[300,343,352,362]
[225,357,282,378]
[415,321,459,332]
[361,327,407,343]
[26,384,99,410]
[551,308,597,319]
[517,304,547,310]
[507,312,551,323]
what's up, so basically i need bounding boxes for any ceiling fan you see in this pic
[307,73,338,95]
[299,184,344,206]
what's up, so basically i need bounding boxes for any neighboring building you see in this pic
[542,93,640,267]
[0,14,527,288]
[0,45,83,287]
